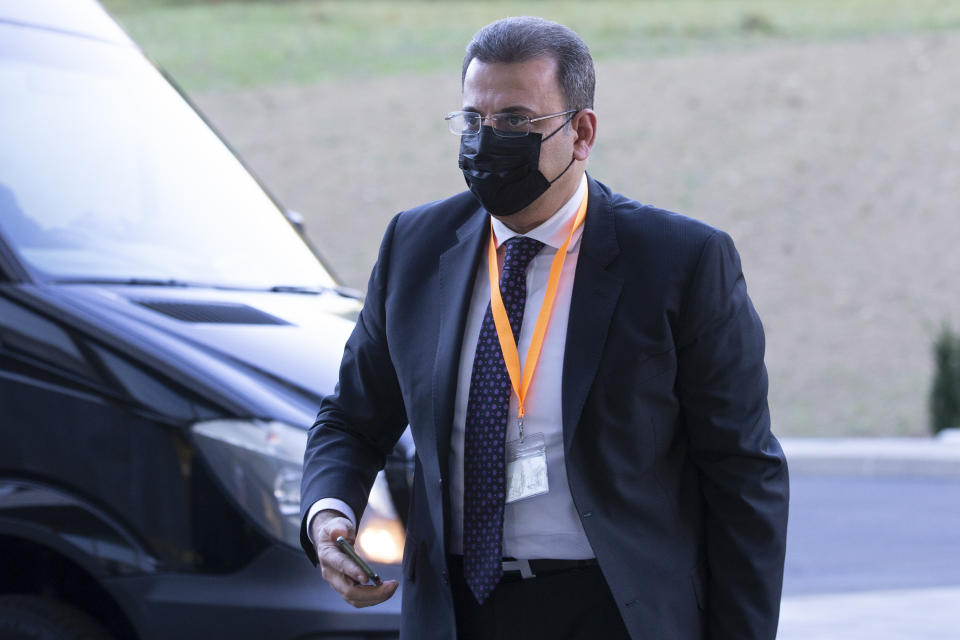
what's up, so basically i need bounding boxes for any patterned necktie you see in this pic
[463,235,545,604]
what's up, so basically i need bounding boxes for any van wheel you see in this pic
[0,596,114,640]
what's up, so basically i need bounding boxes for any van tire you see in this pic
[0,595,114,640]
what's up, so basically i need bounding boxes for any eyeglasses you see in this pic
[444,109,578,138]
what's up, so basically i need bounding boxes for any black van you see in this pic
[0,2,406,638]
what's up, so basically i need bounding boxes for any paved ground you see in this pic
[777,435,960,639]
[779,586,960,640]
[784,475,960,595]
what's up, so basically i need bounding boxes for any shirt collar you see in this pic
[491,173,588,254]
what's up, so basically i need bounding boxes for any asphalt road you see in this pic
[784,474,960,595]
[778,473,960,639]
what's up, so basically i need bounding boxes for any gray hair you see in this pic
[461,16,595,111]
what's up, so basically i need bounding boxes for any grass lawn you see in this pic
[102,0,960,91]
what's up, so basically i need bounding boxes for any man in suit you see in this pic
[301,16,789,640]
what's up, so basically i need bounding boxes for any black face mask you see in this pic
[458,123,575,217]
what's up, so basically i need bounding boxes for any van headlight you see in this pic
[355,464,406,564]
[191,419,405,561]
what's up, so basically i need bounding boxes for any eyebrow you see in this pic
[460,105,536,115]
[497,105,535,114]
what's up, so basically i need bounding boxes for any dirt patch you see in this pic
[193,33,960,437]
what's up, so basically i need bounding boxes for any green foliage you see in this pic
[931,325,960,435]
[99,0,960,92]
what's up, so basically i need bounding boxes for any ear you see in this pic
[570,109,597,161]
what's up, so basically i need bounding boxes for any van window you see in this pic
[0,24,334,291]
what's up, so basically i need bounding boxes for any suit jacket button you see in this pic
[441,569,449,585]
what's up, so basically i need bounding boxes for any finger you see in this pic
[323,565,362,596]
[320,517,355,544]
[310,512,355,548]
[341,580,400,609]
[317,544,368,584]
[312,517,356,565]
[324,566,390,604]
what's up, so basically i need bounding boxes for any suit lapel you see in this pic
[562,178,622,451]
[433,209,487,482]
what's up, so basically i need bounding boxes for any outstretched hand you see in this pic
[311,510,399,608]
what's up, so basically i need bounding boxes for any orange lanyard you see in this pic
[487,189,589,436]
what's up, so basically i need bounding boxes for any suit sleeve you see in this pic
[675,230,789,640]
[299,213,409,564]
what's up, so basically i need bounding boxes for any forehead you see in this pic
[462,56,563,113]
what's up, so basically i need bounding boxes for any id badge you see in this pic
[505,432,549,504]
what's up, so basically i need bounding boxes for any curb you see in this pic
[780,431,960,477]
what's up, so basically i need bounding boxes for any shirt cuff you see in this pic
[305,498,357,545]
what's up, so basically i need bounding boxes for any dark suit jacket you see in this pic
[301,176,789,640]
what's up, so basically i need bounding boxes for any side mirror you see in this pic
[284,209,306,236]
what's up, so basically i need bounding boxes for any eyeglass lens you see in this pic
[447,112,530,137]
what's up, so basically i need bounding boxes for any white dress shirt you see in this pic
[449,174,592,559]
[310,175,594,560]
